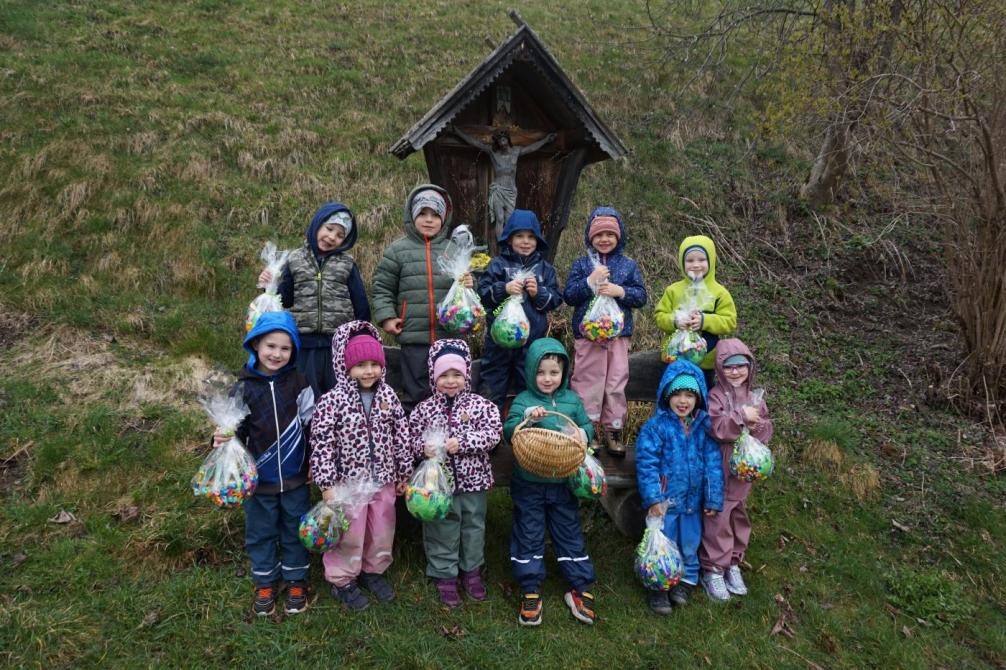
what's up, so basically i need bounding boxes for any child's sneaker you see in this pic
[725,565,748,596]
[669,583,691,607]
[358,572,395,603]
[284,581,310,615]
[252,584,277,616]
[518,592,543,626]
[331,581,371,611]
[436,577,462,608]
[460,568,488,601]
[701,570,731,602]
[606,429,626,457]
[564,589,595,625]
[647,589,673,615]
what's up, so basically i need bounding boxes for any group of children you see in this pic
[213,184,771,626]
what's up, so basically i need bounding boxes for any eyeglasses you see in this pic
[722,364,750,372]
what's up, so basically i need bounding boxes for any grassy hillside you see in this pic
[1,1,1003,668]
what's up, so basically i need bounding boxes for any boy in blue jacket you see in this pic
[477,209,563,409]
[212,311,316,616]
[635,359,723,614]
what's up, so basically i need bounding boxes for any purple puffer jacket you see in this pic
[409,339,502,493]
[309,320,412,489]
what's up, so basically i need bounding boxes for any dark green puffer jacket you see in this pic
[371,184,456,346]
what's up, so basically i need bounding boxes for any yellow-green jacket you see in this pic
[653,235,736,370]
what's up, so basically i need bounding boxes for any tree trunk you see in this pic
[800,120,852,208]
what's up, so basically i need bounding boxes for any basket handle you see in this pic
[514,410,583,440]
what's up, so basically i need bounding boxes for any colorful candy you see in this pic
[406,446,453,521]
[405,485,453,521]
[579,295,625,343]
[299,501,350,552]
[663,329,707,365]
[634,520,684,591]
[730,430,775,482]
[567,452,607,500]
[191,444,258,508]
[437,284,486,335]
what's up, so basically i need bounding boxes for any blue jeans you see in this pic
[244,485,311,586]
[661,511,703,585]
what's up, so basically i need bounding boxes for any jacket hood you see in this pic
[713,337,758,403]
[499,209,549,253]
[523,337,571,396]
[656,359,709,415]
[403,183,453,243]
[583,206,625,255]
[329,319,387,385]
[307,202,357,257]
[243,310,301,374]
[426,338,472,392]
[678,234,718,283]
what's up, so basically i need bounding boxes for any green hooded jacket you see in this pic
[504,338,594,483]
[653,235,737,369]
[371,184,455,346]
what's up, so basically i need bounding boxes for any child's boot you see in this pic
[460,568,488,601]
[606,428,626,457]
[284,581,311,615]
[252,583,277,616]
[358,571,395,603]
[701,570,731,603]
[725,565,748,596]
[647,589,673,615]
[331,580,371,611]
[435,577,462,608]
[564,588,595,625]
[590,422,607,452]
[518,592,543,626]
[669,583,691,607]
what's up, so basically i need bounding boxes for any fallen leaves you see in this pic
[47,510,77,524]
[770,593,797,638]
[437,624,465,640]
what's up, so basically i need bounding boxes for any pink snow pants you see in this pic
[699,476,753,572]
[323,483,397,587]
[569,337,631,429]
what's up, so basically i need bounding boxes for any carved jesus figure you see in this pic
[451,126,556,239]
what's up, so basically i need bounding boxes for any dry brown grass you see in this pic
[841,463,881,501]
[18,257,70,280]
[801,438,845,473]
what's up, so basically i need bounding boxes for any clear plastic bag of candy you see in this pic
[634,514,684,591]
[299,479,379,552]
[662,277,712,364]
[490,267,535,349]
[729,389,774,482]
[567,449,607,500]
[436,226,487,334]
[191,391,257,508]
[579,250,625,343]
[406,421,454,521]
[245,242,291,332]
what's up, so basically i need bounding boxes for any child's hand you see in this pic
[424,443,438,459]
[506,278,525,295]
[703,508,717,517]
[687,311,703,331]
[212,430,232,448]
[588,266,609,287]
[382,317,403,335]
[322,488,337,503]
[525,276,538,297]
[742,405,761,427]
[647,503,667,517]
[445,437,460,454]
[462,272,474,289]
[526,406,547,420]
[258,269,273,285]
[395,481,408,496]
[598,282,625,298]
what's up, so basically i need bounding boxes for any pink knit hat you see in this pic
[588,215,620,241]
[432,353,466,382]
[344,334,385,370]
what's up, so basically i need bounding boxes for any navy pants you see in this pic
[662,511,703,586]
[400,343,432,413]
[296,345,336,399]
[244,485,311,586]
[479,340,528,411]
[509,475,595,593]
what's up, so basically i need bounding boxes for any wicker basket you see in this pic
[511,410,587,478]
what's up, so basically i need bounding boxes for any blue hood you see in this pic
[306,202,357,259]
[499,209,549,253]
[583,206,625,255]
[656,359,708,415]
[243,311,302,374]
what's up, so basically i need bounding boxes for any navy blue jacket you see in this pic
[236,311,316,494]
[563,206,647,339]
[477,209,562,342]
[277,202,370,348]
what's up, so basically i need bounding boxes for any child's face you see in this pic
[722,363,750,387]
[435,369,465,397]
[591,231,618,255]
[535,358,563,394]
[683,249,709,280]
[509,230,538,256]
[349,360,383,389]
[414,207,443,238]
[317,223,347,253]
[254,332,293,374]
[668,390,697,418]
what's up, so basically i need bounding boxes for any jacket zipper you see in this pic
[425,237,435,344]
[445,400,458,492]
[269,380,284,493]
[359,388,377,481]
[315,253,325,334]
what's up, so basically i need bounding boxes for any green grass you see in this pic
[1,1,1004,668]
